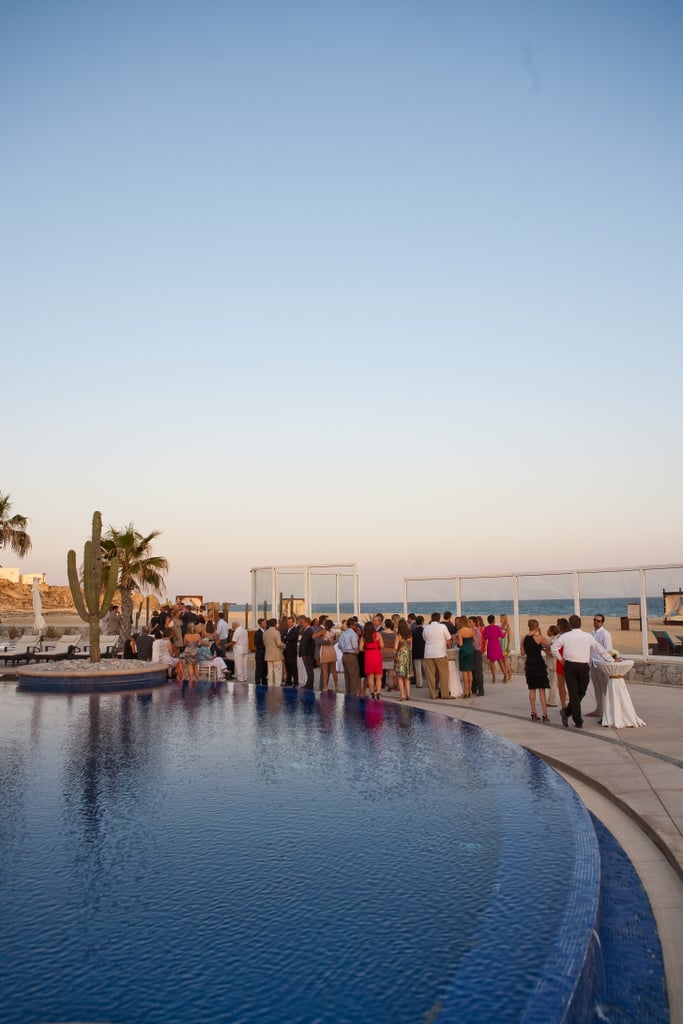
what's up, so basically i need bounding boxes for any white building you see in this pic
[0,568,47,584]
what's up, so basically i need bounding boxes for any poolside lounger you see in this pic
[0,635,41,665]
[73,635,120,658]
[42,633,81,650]
[652,630,682,655]
[31,635,82,662]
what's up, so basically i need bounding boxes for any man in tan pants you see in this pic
[422,612,452,699]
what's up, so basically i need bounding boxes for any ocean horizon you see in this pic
[311,597,664,619]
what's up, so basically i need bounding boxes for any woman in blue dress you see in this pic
[456,616,475,698]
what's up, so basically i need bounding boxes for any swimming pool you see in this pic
[0,684,631,1022]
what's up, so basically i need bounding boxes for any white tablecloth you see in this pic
[601,661,645,728]
[447,650,463,698]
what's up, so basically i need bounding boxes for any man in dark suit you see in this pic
[298,617,315,689]
[254,617,268,685]
[135,625,155,661]
[283,616,301,686]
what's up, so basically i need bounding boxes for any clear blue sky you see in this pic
[2,0,682,602]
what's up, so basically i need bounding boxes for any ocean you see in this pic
[311,597,662,619]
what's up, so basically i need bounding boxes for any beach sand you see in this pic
[528,615,677,659]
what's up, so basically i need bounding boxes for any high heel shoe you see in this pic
[542,715,549,722]
[530,712,539,720]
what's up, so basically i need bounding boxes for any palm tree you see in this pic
[0,492,32,559]
[101,525,169,645]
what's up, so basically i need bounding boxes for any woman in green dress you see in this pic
[393,618,414,702]
[500,613,513,682]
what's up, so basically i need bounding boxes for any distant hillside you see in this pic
[0,580,164,615]
[0,580,76,612]
[0,580,165,615]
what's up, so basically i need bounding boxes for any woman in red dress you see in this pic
[360,621,384,700]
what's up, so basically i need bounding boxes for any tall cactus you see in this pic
[67,511,119,662]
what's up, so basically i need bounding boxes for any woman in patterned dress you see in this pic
[183,626,202,685]
[393,619,413,701]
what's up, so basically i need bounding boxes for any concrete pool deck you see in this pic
[396,676,683,1024]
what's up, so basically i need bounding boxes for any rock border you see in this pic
[17,661,169,693]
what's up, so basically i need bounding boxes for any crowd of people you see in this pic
[520,612,616,727]
[119,603,248,684]
[120,604,624,728]
[250,610,519,701]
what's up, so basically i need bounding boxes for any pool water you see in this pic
[0,684,600,1023]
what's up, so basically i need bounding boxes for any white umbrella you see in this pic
[32,577,46,632]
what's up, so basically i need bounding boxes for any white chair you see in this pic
[42,633,81,651]
[198,662,218,682]
[99,635,120,657]
[32,636,82,662]
[0,634,41,664]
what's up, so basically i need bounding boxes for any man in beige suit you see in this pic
[263,618,284,687]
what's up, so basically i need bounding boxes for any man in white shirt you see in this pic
[230,621,249,682]
[422,612,452,700]
[213,611,231,670]
[550,615,613,728]
[215,612,229,646]
[586,613,613,718]
[152,629,182,680]
[338,618,361,696]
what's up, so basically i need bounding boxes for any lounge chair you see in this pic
[31,635,82,663]
[100,635,120,657]
[43,633,81,649]
[0,634,42,665]
[73,635,120,658]
[652,630,682,655]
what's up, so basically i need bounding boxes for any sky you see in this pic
[2,0,682,604]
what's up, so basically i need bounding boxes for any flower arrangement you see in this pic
[609,649,621,661]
